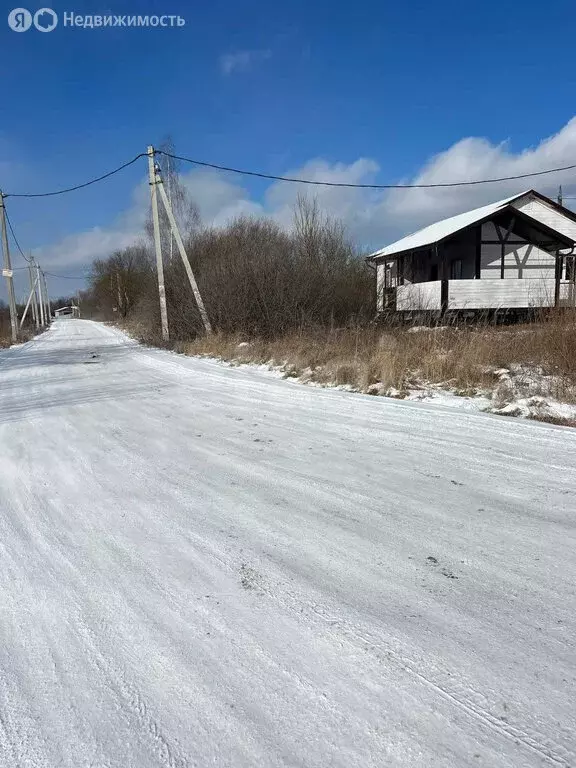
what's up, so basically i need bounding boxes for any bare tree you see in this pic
[89,243,154,319]
[84,193,373,338]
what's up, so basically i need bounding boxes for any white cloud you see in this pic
[29,116,576,279]
[31,178,150,269]
[264,157,380,231]
[34,226,143,270]
[180,170,263,225]
[385,117,576,231]
[219,48,271,75]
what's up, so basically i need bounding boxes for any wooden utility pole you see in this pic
[166,152,175,264]
[19,273,39,328]
[29,261,39,328]
[156,165,212,334]
[147,146,169,341]
[36,263,45,326]
[558,186,563,206]
[0,192,18,342]
[42,271,50,322]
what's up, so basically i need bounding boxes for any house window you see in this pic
[430,264,438,281]
[450,259,463,279]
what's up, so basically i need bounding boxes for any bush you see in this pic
[86,196,374,340]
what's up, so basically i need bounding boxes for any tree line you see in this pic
[81,146,374,341]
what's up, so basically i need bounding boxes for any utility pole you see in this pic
[36,263,45,326]
[155,162,213,334]
[0,192,18,343]
[42,271,50,323]
[29,260,39,328]
[558,186,563,207]
[19,273,39,329]
[147,146,169,341]
[166,153,174,264]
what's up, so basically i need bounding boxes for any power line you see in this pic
[11,266,88,279]
[157,150,576,189]
[4,153,146,199]
[4,208,87,280]
[2,148,576,198]
[44,271,89,280]
[4,205,31,262]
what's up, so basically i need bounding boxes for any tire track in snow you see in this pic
[72,614,190,768]
[2,320,575,767]
[110,493,573,768]
[253,577,574,767]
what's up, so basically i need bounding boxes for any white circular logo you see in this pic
[8,7,32,31]
[33,7,57,31]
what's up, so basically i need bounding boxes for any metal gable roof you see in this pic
[367,191,531,261]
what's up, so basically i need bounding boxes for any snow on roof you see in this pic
[368,191,530,260]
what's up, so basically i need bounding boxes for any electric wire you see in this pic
[4,153,147,199]
[2,149,576,198]
[156,150,576,190]
[44,271,89,280]
[2,148,574,288]
[4,206,30,262]
[12,266,89,279]
[5,209,87,280]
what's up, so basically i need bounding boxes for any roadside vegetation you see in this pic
[175,317,576,395]
[0,296,78,348]
[0,304,10,348]
[76,148,576,426]
[0,302,42,348]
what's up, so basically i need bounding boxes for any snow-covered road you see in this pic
[0,319,575,768]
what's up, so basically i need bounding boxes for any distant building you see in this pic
[54,306,80,318]
[367,190,576,317]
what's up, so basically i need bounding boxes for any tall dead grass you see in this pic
[171,311,576,403]
[0,307,12,348]
[0,305,47,348]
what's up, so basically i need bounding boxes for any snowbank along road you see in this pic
[0,319,575,768]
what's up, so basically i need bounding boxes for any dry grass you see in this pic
[0,311,10,348]
[165,312,576,405]
[530,414,576,428]
[0,324,45,349]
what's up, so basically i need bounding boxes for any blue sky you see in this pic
[2,0,576,300]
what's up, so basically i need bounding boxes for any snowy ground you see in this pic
[0,319,575,768]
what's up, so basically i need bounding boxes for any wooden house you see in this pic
[367,190,576,317]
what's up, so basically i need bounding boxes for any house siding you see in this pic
[376,263,385,312]
[480,221,555,280]
[560,282,576,307]
[394,279,573,311]
[396,281,442,310]
[448,279,556,309]
[513,196,576,241]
